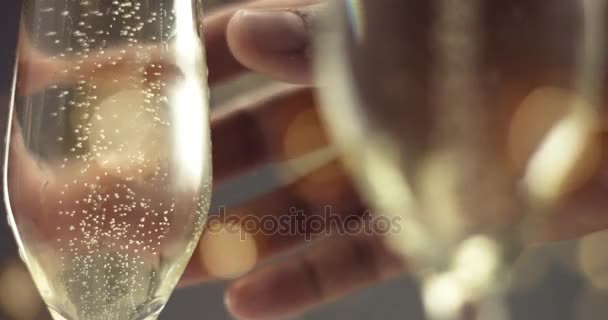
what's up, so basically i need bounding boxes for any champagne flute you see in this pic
[315,0,605,319]
[3,0,211,319]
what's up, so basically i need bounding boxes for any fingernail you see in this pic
[230,9,309,53]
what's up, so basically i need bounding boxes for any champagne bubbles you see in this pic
[8,0,210,319]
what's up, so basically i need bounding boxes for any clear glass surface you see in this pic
[316,0,605,319]
[3,0,211,319]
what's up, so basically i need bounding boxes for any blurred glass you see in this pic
[316,0,606,319]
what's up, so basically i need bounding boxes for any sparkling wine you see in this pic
[4,0,210,319]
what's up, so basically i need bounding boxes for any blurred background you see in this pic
[1,0,608,319]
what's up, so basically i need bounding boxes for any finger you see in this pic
[6,119,193,247]
[15,28,69,95]
[182,158,363,284]
[211,84,327,182]
[225,232,406,320]
[226,3,324,84]
[17,30,328,185]
[19,72,327,188]
[5,122,53,227]
[17,43,175,96]
[13,0,595,92]
[15,0,320,95]
[204,0,320,84]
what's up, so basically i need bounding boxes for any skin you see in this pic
[8,0,608,320]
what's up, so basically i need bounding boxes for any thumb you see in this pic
[226,3,325,84]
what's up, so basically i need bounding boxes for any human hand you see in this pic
[186,2,608,320]
[10,1,608,320]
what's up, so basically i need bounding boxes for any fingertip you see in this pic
[225,278,258,320]
[226,9,312,84]
[224,280,242,319]
[224,259,322,320]
[16,55,65,95]
[224,273,289,320]
[225,10,252,75]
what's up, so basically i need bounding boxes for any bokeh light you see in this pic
[199,223,258,279]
